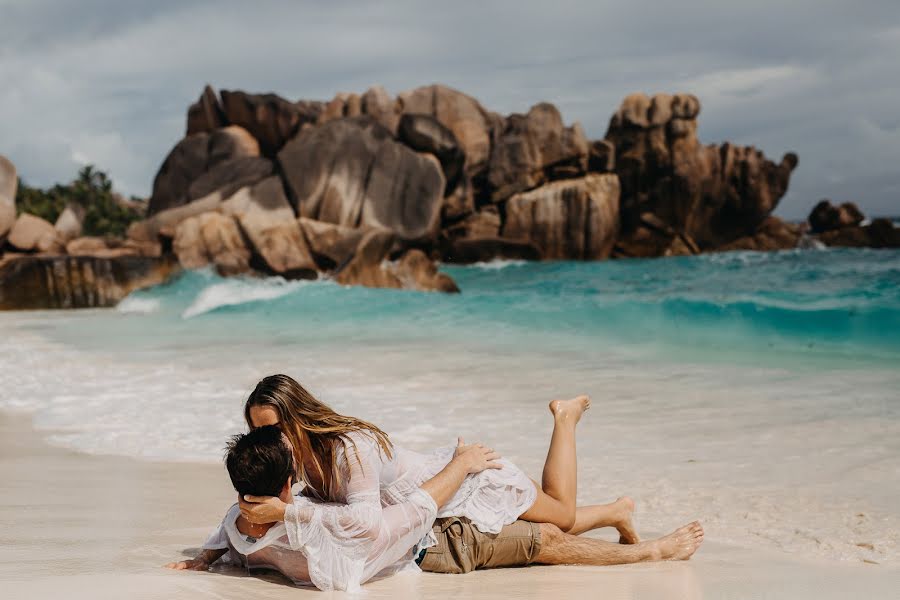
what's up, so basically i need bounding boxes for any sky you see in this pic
[1,0,899,219]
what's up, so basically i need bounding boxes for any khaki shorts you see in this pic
[419,517,542,574]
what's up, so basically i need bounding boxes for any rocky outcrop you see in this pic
[503,174,620,260]
[128,191,223,242]
[442,237,541,264]
[298,218,368,270]
[7,213,61,253]
[222,177,317,279]
[488,103,589,202]
[398,114,465,192]
[172,212,251,276]
[333,229,402,289]
[186,85,227,135]
[0,154,17,239]
[817,218,900,248]
[390,249,460,293]
[66,236,162,259]
[220,90,322,157]
[606,92,797,251]
[399,84,494,176]
[278,116,444,240]
[808,200,865,233]
[613,212,700,258]
[714,217,802,252]
[0,255,177,309]
[147,127,270,215]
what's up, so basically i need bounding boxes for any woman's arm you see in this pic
[241,437,502,521]
[420,438,502,508]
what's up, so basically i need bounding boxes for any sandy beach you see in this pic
[2,411,897,600]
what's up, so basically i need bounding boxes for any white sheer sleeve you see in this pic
[282,434,437,591]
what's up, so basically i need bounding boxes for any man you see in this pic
[166,426,703,590]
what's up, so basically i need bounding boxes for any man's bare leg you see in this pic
[569,497,640,543]
[519,396,590,530]
[535,521,704,566]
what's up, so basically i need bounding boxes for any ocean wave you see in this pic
[116,296,161,314]
[182,276,314,319]
[467,259,528,271]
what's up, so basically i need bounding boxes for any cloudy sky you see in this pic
[1,0,898,218]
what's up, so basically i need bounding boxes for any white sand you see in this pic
[2,412,898,599]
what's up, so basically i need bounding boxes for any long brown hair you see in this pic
[244,374,393,501]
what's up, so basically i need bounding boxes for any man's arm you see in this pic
[164,548,227,571]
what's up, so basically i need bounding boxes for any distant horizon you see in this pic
[2,1,899,220]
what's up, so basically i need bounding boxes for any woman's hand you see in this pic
[452,437,503,474]
[164,558,209,571]
[239,495,288,524]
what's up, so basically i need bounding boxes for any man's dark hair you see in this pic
[225,425,294,497]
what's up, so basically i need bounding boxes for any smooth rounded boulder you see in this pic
[808,200,865,233]
[398,84,493,176]
[503,174,620,260]
[173,212,251,276]
[8,213,61,253]
[222,177,317,278]
[278,116,444,241]
[148,127,271,216]
[0,154,17,239]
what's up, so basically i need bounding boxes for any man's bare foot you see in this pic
[549,395,591,425]
[612,496,640,544]
[648,521,704,561]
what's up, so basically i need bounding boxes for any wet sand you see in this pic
[2,412,897,599]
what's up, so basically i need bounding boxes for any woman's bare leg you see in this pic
[568,497,640,543]
[518,395,590,531]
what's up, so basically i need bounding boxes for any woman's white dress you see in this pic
[204,431,536,591]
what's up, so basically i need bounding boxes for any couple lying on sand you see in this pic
[166,374,704,591]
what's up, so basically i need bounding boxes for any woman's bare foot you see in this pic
[648,521,704,561]
[549,395,591,425]
[612,496,640,544]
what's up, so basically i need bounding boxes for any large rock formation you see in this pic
[488,103,589,202]
[714,216,802,252]
[605,92,797,251]
[503,174,620,260]
[278,116,444,240]
[0,255,177,309]
[0,154,16,239]
[147,126,271,215]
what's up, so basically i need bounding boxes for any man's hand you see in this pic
[164,558,209,571]
[240,495,288,524]
[452,437,503,474]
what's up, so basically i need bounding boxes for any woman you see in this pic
[240,374,638,544]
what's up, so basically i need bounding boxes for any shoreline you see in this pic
[3,410,898,599]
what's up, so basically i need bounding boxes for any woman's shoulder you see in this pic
[338,430,392,463]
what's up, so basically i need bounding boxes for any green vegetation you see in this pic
[15,166,145,237]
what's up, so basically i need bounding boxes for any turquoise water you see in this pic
[46,247,900,370]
